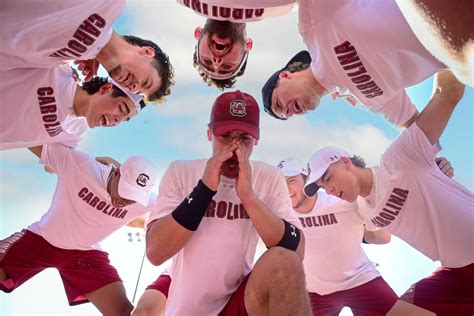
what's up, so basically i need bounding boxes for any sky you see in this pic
[1,1,473,315]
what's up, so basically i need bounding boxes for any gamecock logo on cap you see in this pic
[230,100,247,117]
[136,173,150,187]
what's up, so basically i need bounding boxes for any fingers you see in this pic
[435,157,454,178]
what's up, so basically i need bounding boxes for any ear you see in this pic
[245,38,253,51]
[139,46,156,58]
[254,138,259,146]
[99,82,113,94]
[194,27,203,40]
[340,156,352,170]
[207,128,213,142]
[278,70,292,80]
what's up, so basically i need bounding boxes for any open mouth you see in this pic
[226,157,238,170]
[99,115,108,127]
[338,191,344,199]
[294,102,305,115]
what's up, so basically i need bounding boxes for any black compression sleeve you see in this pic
[276,219,301,251]
[171,180,216,231]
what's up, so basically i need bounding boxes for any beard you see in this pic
[202,19,246,46]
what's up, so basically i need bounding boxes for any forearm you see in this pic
[363,228,391,244]
[146,216,193,266]
[242,196,305,259]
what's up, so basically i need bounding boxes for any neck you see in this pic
[295,194,318,214]
[305,67,329,96]
[72,88,89,118]
[355,167,374,198]
[95,31,122,72]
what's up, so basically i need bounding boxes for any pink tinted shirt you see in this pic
[0,0,125,70]
[177,0,295,22]
[148,159,301,315]
[357,123,474,268]
[0,65,87,150]
[298,0,445,126]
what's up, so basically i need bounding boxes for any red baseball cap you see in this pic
[209,90,260,139]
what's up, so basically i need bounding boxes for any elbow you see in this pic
[146,247,167,266]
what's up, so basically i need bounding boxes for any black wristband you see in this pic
[276,219,301,251]
[362,238,369,244]
[171,180,216,231]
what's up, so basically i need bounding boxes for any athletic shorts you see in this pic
[146,273,251,315]
[400,263,474,316]
[146,274,171,298]
[0,230,122,305]
[309,276,398,316]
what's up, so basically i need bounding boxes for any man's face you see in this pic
[85,83,138,128]
[107,168,136,208]
[271,71,323,119]
[315,160,359,202]
[209,129,257,179]
[285,174,307,209]
[194,20,252,79]
[109,46,163,97]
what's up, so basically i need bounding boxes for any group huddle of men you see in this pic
[1,1,473,315]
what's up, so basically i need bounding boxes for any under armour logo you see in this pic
[186,196,193,204]
[290,225,297,237]
[329,155,338,162]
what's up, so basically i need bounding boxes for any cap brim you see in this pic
[118,179,151,207]
[303,164,329,197]
[211,121,259,140]
[262,51,311,120]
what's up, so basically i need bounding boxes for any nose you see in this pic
[212,56,223,68]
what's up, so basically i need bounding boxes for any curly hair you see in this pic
[123,35,175,103]
[192,47,247,90]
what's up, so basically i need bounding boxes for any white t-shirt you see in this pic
[299,192,380,295]
[27,143,152,250]
[357,123,474,268]
[148,159,301,315]
[298,0,446,126]
[177,0,295,22]
[0,0,125,70]
[0,65,87,150]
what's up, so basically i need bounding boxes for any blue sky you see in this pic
[1,1,473,315]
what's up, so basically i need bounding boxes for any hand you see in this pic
[202,141,238,191]
[235,143,256,203]
[74,59,99,82]
[96,156,121,168]
[44,165,56,174]
[435,157,454,178]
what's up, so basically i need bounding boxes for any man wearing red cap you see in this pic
[142,90,311,315]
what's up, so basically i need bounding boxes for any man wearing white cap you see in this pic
[0,64,145,151]
[181,0,296,89]
[303,70,474,314]
[278,158,436,315]
[1,0,174,101]
[0,143,157,315]
[144,90,311,315]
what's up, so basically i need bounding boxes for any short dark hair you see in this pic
[350,155,366,168]
[122,35,174,102]
[81,77,146,110]
[82,77,126,98]
[192,48,247,90]
[274,61,310,91]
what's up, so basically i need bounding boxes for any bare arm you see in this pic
[416,70,465,145]
[363,228,391,245]
[28,146,43,158]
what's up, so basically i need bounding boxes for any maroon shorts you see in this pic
[400,263,474,316]
[146,274,172,298]
[0,230,122,305]
[309,277,398,316]
[219,274,250,316]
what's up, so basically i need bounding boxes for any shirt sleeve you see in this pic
[39,143,72,174]
[368,90,417,127]
[147,162,187,225]
[382,122,442,172]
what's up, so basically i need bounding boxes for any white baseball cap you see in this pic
[276,158,308,177]
[118,156,157,207]
[109,78,145,113]
[303,147,351,197]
